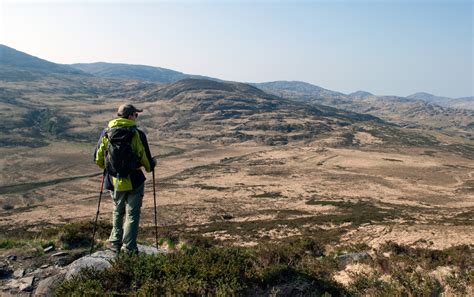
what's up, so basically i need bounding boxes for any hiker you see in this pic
[93,103,155,254]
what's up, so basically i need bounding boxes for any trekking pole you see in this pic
[90,170,106,255]
[152,166,158,249]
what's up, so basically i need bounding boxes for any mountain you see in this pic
[256,81,474,132]
[252,81,347,102]
[112,78,390,146]
[452,96,474,110]
[71,62,218,83]
[0,44,86,81]
[407,92,451,104]
[1,44,471,144]
[1,50,396,149]
[349,91,374,98]
[407,92,474,110]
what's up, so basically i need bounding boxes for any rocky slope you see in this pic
[71,62,218,83]
[408,92,474,110]
[255,81,474,132]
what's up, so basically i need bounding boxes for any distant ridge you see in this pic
[70,62,219,83]
[407,92,474,110]
[252,81,346,100]
[407,92,450,102]
[256,80,474,130]
[349,91,374,98]
[0,44,85,80]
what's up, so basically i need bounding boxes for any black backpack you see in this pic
[105,126,137,177]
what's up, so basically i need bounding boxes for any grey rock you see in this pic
[43,246,54,253]
[4,278,19,290]
[19,276,35,292]
[40,264,49,269]
[6,276,35,291]
[34,272,66,297]
[13,268,25,278]
[63,245,167,281]
[32,268,44,275]
[337,251,371,266]
[65,250,115,280]
[137,244,168,255]
[51,252,68,257]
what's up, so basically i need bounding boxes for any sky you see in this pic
[0,0,472,98]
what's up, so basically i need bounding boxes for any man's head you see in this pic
[117,103,143,121]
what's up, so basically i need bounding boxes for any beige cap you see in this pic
[117,103,143,117]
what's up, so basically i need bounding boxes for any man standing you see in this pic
[94,103,154,254]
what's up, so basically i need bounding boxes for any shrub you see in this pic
[58,221,111,249]
[445,270,474,295]
[1,203,14,211]
[348,272,402,296]
[55,239,348,296]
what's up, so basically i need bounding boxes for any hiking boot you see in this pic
[121,247,139,255]
[106,242,121,254]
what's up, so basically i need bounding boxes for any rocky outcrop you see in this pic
[0,244,167,296]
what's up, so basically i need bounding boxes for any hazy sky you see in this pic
[0,0,472,97]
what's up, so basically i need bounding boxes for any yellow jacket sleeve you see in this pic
[131,131,151,172]
[95,135,108,169]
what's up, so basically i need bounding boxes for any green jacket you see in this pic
[95,118,152,191]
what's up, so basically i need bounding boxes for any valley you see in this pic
[0,44,472,295]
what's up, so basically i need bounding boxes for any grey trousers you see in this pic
[108,183,144,251]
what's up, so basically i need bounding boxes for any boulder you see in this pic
[65,250,115,280]
[13,268,25,278]
[33,272,66,297]
[64,245,167,280]
[19,276,35,292]
[5,276,35,292]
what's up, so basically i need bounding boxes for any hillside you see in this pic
[0,44,86,81]
[71,62,218,83]
[256,80,474,134]
[408,92,474,110]
[252,80,348,102]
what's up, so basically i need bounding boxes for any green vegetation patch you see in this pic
[55,238,347,296]
[379,242,473,271]
[58,220,112,249]
[347,242,474,296]
[54,237,474,296]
